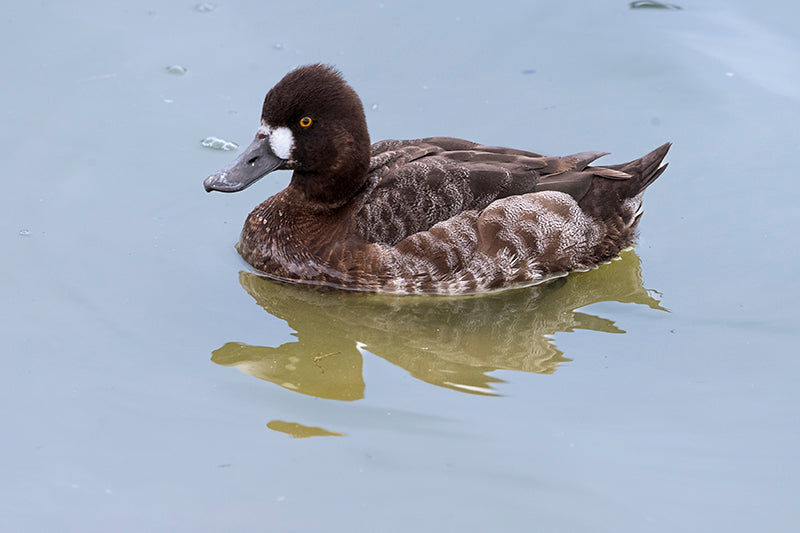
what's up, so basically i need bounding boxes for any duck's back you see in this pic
[350,137,632,246]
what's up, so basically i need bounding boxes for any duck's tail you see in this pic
[614,142,672,197]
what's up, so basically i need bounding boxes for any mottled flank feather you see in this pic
[206,64,671,294]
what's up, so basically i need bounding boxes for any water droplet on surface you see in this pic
[19,229,31,236]
[165,65,188,75]
[370,103,379,111]
[194,3,216,12]
[201,137,239,151]
[272,43,285,51]
[725,72,735,77]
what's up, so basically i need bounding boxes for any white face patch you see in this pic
[267,126,294,160]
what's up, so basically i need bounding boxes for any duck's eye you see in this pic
[299,116,313,128]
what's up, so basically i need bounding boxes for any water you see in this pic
[2,1,799,531]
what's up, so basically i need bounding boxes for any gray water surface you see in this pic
[2,1,799,532]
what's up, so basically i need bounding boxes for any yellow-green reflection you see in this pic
[211,250,664,400]
[266,420,345,438]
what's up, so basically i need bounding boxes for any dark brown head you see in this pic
[204,64,371,208]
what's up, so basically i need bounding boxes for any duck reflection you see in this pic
[211,250,664,400]
[266,420,346,438]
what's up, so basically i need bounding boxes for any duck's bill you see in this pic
[203,137,285,193]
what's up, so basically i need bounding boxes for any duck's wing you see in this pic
[356,137,631,245]
[439,144,631,200]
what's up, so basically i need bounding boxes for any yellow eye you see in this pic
[299,116,312,128]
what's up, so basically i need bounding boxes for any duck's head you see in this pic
[204,64,371,208]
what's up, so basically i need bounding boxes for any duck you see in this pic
[204,64,670,295]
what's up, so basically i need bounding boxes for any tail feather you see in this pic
[576,142,670,221]
[618,142,671,196]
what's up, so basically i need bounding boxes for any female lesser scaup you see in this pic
[204,64,670,295]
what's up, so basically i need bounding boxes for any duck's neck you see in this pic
[288,166,367,210]
[288,127,371,210]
